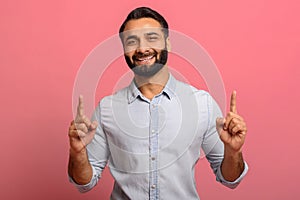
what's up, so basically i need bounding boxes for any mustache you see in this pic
[132,50,158,60]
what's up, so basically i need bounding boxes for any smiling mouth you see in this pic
[134,54,155,65]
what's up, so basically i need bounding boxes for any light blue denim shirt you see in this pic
[70,73,248,200]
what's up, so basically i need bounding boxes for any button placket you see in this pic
[149,97,160,200]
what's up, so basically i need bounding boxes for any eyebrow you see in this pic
[145,32,160,36]
[125,35,138,41]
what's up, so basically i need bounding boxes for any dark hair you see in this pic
[119,7,169,40]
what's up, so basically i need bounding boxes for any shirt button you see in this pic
[151,129,155,134]
[151,184,156,189]
[151,157,155,161]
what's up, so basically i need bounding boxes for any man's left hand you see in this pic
[216,91,247,153]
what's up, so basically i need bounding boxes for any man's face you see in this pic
[121,18,169,77]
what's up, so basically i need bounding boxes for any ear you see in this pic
[166,37,171,52]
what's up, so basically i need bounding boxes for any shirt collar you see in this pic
[127,73,177,104]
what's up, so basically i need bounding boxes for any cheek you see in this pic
[125,52,134,60]
[155,50,163,59]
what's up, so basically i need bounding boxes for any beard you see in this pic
[125,48,168,77]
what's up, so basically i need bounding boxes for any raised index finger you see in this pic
[77,95,84,117]
[230,90,237,113]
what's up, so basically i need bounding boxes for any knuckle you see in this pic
[232,129,237,134]
[84,119,91,126]
[224,117,230,125]
[74,123,80,129]
[76,123,83,128]
[68,130,72,137]
[76,123,88,132]
[68,130,76,137]
[233,117,240,124]
[81,115,88,122]
[232,118,237,123]
[74,116,80,123]
[231,129,236,135]
[77,130,85,138]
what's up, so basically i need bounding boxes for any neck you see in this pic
[134,66,169,100]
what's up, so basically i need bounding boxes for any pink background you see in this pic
[1,0,299,199]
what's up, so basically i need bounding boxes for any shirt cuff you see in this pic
[216,161,249,189]
[68,166,98,193]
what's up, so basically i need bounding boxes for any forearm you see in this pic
[68,148,93,185]
[221,148,245,182]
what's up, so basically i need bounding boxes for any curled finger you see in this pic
[69,129,86,138]
[75,115,92,128]
[74,123,89,133]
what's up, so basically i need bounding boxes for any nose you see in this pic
[136,39,150,53]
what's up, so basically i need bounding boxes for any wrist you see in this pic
[69,147,87,160]
[224,145,243,157]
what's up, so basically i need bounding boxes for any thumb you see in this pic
[216,117,226,135]
[89,121,98,130]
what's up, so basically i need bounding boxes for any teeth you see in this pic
[137,55,154,61]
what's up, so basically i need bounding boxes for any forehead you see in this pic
[122,18,164,38]
[124,18,162,31]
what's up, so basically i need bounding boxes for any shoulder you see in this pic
[174,79,212,100]
[99,85,129,104]
[172,78,222,114]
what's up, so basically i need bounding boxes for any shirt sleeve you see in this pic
[69,100,110,193]
[201,94,248,189]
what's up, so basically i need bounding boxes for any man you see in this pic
[68,7,248,200]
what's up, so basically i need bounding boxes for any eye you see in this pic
[147,36,159,42]
[125,39,137,46]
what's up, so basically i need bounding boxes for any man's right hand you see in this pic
[68,95,98,154]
